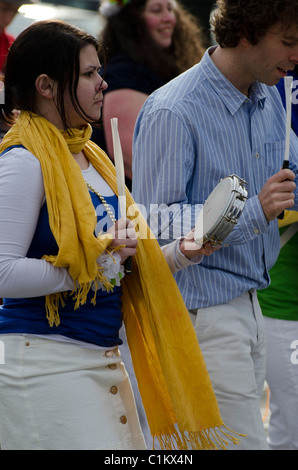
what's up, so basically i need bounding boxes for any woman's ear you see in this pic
[35,74,55,99]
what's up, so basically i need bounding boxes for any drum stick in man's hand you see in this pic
[278,75,293,220]
[111,117,132,274]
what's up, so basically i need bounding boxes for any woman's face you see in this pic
[66,44,108,127]
[142,0,177,49]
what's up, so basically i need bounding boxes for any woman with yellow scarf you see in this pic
[0,20,239,450]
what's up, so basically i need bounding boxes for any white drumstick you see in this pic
[111,117,126,217]
[110,117,132,274]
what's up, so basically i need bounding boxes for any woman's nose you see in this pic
[97,76,108,92]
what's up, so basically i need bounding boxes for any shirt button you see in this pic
[105,350,113,358]
[255,153,260,159]
[110,385,118,394]
[25,341,30,347]
[254,228,260,234]
[108,363,117,370]
[120,415,127,424]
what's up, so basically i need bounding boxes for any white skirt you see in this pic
[0,334,146,450]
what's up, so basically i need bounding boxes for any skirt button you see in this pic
[110,385,118,394]
[120,415,127,424]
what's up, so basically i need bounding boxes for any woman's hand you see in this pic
[179,228,221,259]
[107,217,138,264]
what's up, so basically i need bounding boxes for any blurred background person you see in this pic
[258,66,298,450]
[0,0,31,142]
[92,0,207,189]
[0,0,25,73]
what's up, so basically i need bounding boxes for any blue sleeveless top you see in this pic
[0,147,123,347]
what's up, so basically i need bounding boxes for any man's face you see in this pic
[0,1,19,33]
[244,23,298,86]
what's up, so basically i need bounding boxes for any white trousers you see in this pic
[190,290,268,450]
[265,316,298,450]
[0,335,146,450]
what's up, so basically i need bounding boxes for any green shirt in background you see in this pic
[258,226,298,321]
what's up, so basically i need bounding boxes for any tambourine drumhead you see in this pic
[194,175,247,246]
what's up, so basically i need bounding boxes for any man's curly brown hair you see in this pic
[211,0,298,48]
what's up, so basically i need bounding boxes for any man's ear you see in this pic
[35,74,55,99]
[239,27,252,49]
[240,37,251,48]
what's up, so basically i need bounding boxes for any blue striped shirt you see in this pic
[132,47,298,309]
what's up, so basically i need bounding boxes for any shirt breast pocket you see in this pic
[264,140,286,175]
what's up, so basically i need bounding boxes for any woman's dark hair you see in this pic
[100,0,207,81]
[211,0,298,48]
[0,19,103,128]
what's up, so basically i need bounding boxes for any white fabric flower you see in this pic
[93,251,125,292]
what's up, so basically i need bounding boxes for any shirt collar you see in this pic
[201,47,267,114]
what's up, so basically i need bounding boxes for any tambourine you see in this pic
[194,175,248,246]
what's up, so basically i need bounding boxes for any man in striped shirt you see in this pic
[132,0,298,450]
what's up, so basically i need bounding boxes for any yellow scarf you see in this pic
[0,112,240,450]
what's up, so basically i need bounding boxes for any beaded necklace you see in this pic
[85,180,126,281]
[85,180,132,275]
[85,180,117,224]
